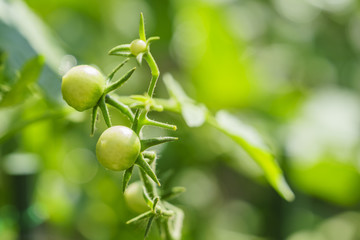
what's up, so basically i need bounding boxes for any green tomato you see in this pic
[61,65,105,112]
[124,181,150,213]
[96,126,140,171]
[130,39,147,56]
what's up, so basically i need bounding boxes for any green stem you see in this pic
[105,95,134,121]
[117,96,180,113]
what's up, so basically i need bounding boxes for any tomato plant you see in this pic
[60,13,294,240]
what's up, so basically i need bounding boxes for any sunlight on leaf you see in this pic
[214,110,295,201]
[163,73,207,127]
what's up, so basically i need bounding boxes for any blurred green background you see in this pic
[1,0,360,239]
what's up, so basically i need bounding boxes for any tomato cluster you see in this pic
[61,66,140,171]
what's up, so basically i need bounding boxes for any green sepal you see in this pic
[131,109,141,132]
[152,197,159,212]
[146,36,160,47]
[104,67,136,94]
[107,58,129,81]
[136,155,161,186]
[144,118,177,131]
[142,151,156,164]
[109,52,132,57]
[139,167,156,199]
[141,137,178,151]
[108,44,132,56]
[136,52,144,65]
[142,186,154,209]
[105,95,134,121]
[90,105,98,136]
[126,211,153,225]
[99,95,112,127]
[139,12,146,41]
[122,166,134,192]
[144,216,155,239]
[161,187,186,201]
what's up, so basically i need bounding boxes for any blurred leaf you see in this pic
[0,1,65,101]
[163,74,294,201]
[0,108,68,144]
[163,202,184,240]
[290,160,360,206]
[163,73,207,127]
[161,187,186,201]
[213,110,295,201]
[0,51,6,84]
[0,55,44,107]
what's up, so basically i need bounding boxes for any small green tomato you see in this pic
[61,65,105,111]
[124,181,150,213]
[130,39,147,56]
[96,126,140,171]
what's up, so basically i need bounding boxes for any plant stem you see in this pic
[117,96,180,113]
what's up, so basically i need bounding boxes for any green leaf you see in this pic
[214,110,295,201]
[0,55,44,107]
[163,73,207,127]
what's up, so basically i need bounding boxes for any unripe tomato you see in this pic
[96,126,140,171]
[130,39,147,56]
[61,65,105,111]
[124,181,150,213]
